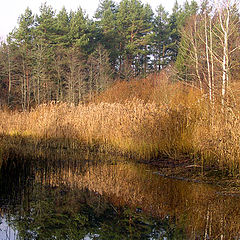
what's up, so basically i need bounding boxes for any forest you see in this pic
[0,0,234,108]
[0,0,240,174]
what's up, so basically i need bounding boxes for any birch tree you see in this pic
[210,0,239,107]
[214,0,239,106]
[176,0,240,106]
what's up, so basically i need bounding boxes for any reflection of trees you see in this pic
[0,154,186,239]
[36,160,240,239]
[2,184,185,239]
[1,153,240,239]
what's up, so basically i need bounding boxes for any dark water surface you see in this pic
[0,151,240,240]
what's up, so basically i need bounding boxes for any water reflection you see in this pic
[0,151,240,239]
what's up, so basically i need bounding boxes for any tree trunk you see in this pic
[7,46,11,105]
[205,13,212,102]
[193,17,202,91]
[218,1,230,107]
[209,18,215,105]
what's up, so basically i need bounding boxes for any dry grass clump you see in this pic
[1,73,240,174]
[0,86,200,161]
[193,105,240,175]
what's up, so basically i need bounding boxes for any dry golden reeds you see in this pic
[0,73,240,174]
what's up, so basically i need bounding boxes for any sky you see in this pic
[0,0,186,40]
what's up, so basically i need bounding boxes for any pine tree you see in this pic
[168,1,182,61]
[95,0,119,72]
[10,7,34,109]
[55,7,71,47]
[0,42,9,106]
[152,4,170,71]
[116,0,153,78]
[33,3,57,103]
[69,8,90,52]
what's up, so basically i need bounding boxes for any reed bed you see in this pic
[0,74,240,174]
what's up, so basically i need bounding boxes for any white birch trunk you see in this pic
[209,18,215,105]
[205,13,212,102]
[193,17,203,92]
[218,0,230,107]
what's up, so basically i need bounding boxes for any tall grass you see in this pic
[0,72,240,174]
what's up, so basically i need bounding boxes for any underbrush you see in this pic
[0,73,240,175]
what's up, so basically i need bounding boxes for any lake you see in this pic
[0,150,240,239]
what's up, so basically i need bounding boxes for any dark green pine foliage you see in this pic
[95,0,119,72]
[168,1,182,62]
[168,0,199,62]
[180,0,199,26]
[69,8,91,53]
[174,0,200,81]
[0,43,10,105]
[35,3,57,44]
[152,4,170,71]
[0,0,209,108]
[55,7,71,47]
[14,7,34,47]
[137,3,154,75]
[116,0,153,78]
[33,3,57,103]
[9,7,35,109]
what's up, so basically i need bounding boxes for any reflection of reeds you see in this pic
[35,161,240,239]
[1,74,240,173]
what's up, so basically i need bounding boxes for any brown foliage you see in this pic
[0,73,240,174]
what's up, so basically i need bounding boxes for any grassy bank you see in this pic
[1,74,240,176]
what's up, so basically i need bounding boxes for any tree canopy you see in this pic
[0,0,239,109]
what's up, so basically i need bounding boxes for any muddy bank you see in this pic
[144,156,240,195]
[1,133,240,195]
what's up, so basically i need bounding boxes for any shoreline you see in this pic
[143,157,240,195]
[1,134,240,195]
